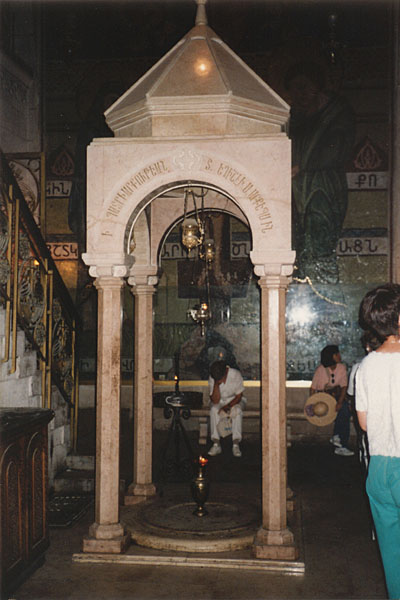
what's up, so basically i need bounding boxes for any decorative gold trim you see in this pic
[73,368,79,452]
[47,269,54,409]
[1,188,13,364]
[41,258,49,407]
[71,319,78,451]
[40,152,46,237]
[153,380,311,388]
[10,190,19,374]
[153,379,261,387]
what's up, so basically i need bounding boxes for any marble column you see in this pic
[124,278,157,504]
[83,276,130,553]
[253,274,298,560]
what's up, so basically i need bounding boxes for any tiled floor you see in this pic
[12,435,388,600]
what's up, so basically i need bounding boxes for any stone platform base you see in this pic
[253,541,299,560]
[124,502,256,552]
[119,483,301,558]
[72,551,305,575]
[82,533,131,554]
[122,482,259,553]
[75,483,304,572]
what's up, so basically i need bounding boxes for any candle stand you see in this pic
[157,392,195,487]
[191,456,210,517]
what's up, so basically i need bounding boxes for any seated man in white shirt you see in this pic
[207,360,247,458]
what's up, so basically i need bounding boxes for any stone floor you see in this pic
[12,433,388,600]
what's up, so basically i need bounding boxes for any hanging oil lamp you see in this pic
[181,188,204,253]
[181,217,202,252]
[200,238,215,268]
[187,302,210,336]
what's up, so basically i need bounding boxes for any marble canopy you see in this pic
[82,0,297,560]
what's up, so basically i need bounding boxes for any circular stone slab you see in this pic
[123,492,261,553]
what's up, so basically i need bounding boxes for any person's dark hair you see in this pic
[210,360,227,382]
[284,61,326,92]
[359,284,400,342]
[360,330,381,352]
[320,345,339,368]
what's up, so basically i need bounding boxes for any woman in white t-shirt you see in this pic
[356,283,400,600]
[347,332,381,476]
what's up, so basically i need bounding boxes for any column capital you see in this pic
[257,273,291,290]
[83,252,133,278]
[94,276,125,291]
[250,250,295,279]
[128,265,158,288]
[128,275,158,290]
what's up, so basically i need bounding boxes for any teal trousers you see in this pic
[367,455,400,599]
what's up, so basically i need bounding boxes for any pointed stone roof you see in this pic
[105,0,289,137]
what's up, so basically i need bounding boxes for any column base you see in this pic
[124,482,157,505]
[253,526,299,560]
[82,522,131,554]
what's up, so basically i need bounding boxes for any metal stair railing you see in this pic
[0,151,80,450]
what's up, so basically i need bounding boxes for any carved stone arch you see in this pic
[151,186,251,268]
[124,180,250,258]
[129,210,151,266]
[155,202,251,268]
[83,139,294,277]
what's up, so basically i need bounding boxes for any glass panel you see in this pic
[154,211,388,382]
[286,278,387,381]
[154,212,260,381]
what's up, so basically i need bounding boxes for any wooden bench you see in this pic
[191,407,306,445]
[191,408,261,445]
[153,380,311,445]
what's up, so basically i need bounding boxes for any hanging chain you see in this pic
[293,276,347,307]
[183,188,188,221]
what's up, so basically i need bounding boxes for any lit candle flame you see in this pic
[199,455,208,466]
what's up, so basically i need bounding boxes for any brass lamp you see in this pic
[187,302,210,336]
[191,456,209,517]
[200,238,215,267]
[180,187,205,253]
[181,217,202,252]
[204,239,215,266]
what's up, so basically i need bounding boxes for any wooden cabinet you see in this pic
[0,408,54,598]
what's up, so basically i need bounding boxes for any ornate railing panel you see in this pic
[0,152,80,448]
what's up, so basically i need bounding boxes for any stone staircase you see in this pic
[0,308,42,408]
[0,307,72,489]
[53,406,96,494]
[54,454,95,493]
[52,405,134,495]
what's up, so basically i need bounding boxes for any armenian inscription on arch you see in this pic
[104,152,274,233]
[106,159,170,217]
[206,158,273,232]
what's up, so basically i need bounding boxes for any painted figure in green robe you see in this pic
[285,62,356,283]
